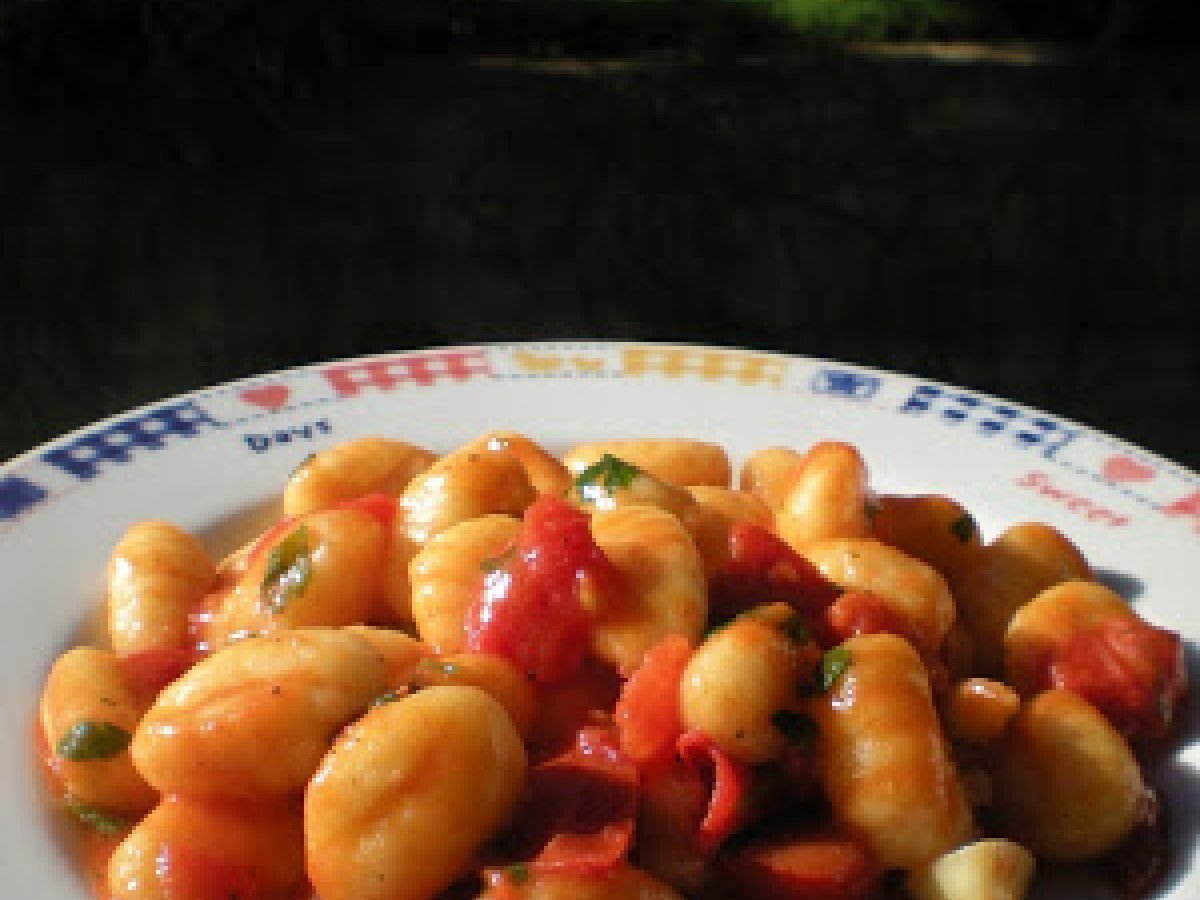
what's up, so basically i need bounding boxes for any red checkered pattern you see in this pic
[323,350,492,398]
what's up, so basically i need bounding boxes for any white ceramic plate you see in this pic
[3,341,1197,898]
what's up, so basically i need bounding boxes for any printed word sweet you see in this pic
[1016,471,1130,527]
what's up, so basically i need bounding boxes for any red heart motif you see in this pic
[1102,455,1155,483]
[240,384,291,412]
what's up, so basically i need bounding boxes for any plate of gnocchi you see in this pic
[2,341,1197,900]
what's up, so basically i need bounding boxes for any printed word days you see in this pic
[243,420,333,454]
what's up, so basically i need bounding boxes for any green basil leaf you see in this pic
[65,799,129,835]
[950,512,977,544]
[480,546,516,573]
[771,710,818,748]
[574,453,641,500]
[55,721,131,761]
[369,690,403,708]
[261,525,313,612]
[504,864,531,885]
[819,645,852,693]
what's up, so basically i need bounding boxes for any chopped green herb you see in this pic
[480,546,516,574]
[370,690,403,708]
[64,799,129,835]
[574,453,641,500]
[417,659,459,677]
[504,864,531,885]
[261,525,313,612]
[818,645,852,693]
[779,614,810,644]
[950,512,977,544]
[55,721,132,761]
[771,710,818,748]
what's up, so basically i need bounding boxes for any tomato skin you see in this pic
[710,524,841,635]
[511,727,639,877]
[824,591,915,646]
[159,843,264,900]
[716,829,880,900]
[466,496,617,685]
[1048,617,1188,743]
[676,730,751,854]
[334,493,397,528]
[615,634,692,768]
[119,647,196,698]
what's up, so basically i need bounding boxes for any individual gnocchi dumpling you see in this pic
[283,437,436,516]
[564,440,731,488]
[108,795,305,900]
[906,839,1035,900]
[409,514,522,654]
[956,523,1091,674]
[679,603,810,764]
[39,646,157,814]
[870,495,983,595]
[943,678,1021,746]
[992,689,1143,861]
[305,685,527,900]
[386,443,537,623]
[775,442,873,551]
[477,863,685,900]
[803,538,957,654]
[470,431,574,497]
[407,652,537,736]
[203,508,389,649]
[589,505,707,675]
[131,628,389,799]
[812,633,973,870]
[107,521,215,657]
[739,446,805,512]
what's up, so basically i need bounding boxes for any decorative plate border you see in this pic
[2,342,1197,538]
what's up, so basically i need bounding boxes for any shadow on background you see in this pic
[0,0,1196,465]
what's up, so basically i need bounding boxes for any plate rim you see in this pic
[2,339,1196,486]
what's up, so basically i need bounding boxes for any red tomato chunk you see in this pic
[717,829,881,900]
[1049,617,1188,743]
[466,496,620,685]
[710,524,840,635]
[615,634,693,769]
[511,727,639,876]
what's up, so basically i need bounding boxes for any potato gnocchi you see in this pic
[35,434,1187,900]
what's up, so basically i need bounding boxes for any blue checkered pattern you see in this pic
[899,385,1077,457]
[42,401,225,480]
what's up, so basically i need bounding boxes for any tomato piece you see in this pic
[159,843,264,900]
[717,829,881,900]
[711,524,841,634]
[677,730,751,853]
[824,591,915,646]
[467,496,617,685]
[1049,617,1188,743]
[119,647,196,697]
[511,727,639,876]
[334,493,397,528]
[614,634,692,768]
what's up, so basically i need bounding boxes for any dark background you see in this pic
[1,3,1197,469]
